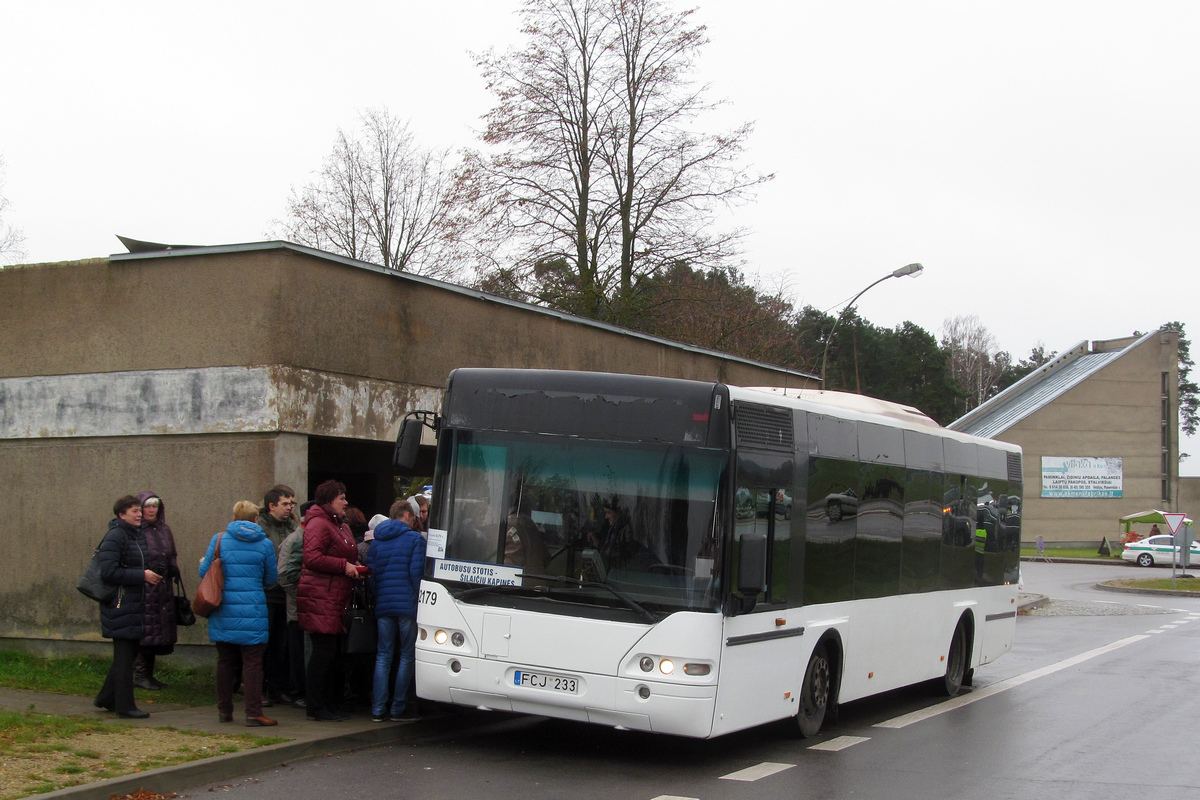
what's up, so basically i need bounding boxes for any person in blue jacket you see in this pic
[367,496,427,722]
[200,500,279,726]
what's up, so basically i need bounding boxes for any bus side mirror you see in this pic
[393,418,425,470]
[733,533,767,615]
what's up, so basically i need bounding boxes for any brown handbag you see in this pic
[192,532,224,618]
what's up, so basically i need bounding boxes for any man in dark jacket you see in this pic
[367,497,427,722]
[94,495,162,719]
[257,485,298,704]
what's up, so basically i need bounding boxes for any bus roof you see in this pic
[733,386,942,429]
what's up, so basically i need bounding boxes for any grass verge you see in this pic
[1020,547,1124,560]
[0,709,286,800]
[0,650,213,707]
[1105,576,1200,593]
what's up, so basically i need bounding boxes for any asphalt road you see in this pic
[193,562,1200,800]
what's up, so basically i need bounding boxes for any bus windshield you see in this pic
[432,431,726,615]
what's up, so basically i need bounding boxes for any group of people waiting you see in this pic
[93,481,430,727]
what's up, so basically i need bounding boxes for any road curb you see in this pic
[30,710,484,800]
[1017,594,1049,612]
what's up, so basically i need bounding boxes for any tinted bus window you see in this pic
[1001,486,1022,584]
[941,474,976,590]
[902,469,943,594]
[732,452,792,606]
[854,463,903,599]
[805,457,858,604]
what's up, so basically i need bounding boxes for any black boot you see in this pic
[133,652,160,691]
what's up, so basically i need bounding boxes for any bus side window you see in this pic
[732,486,768,604]
[732,485,788,605]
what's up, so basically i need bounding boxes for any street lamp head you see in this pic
[891,262,924,278]
[820,261,926,387]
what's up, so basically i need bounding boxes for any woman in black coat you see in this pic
[93,495,163,719]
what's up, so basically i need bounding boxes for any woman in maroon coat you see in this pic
[134,491,181,690]
[297,480,365,721]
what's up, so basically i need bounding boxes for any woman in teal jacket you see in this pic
[200,500,279,726]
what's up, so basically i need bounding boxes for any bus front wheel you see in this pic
[795,643,831,738]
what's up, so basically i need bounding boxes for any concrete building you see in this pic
[950,331,1184,546]
[0,241,811,654]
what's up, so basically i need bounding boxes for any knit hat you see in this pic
[365,513,387,541]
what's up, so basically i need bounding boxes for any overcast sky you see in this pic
[2,1,1198,472]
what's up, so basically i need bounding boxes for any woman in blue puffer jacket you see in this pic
[200,500,279,727]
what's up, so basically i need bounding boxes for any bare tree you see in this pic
[0,156,28,266]
[277,109,465,279]
[470,0,769,323]
[469,0,615,316]
[603,0,767,319]
[941,315,1011,414]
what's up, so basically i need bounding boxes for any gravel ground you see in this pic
[1022,598,1180,616]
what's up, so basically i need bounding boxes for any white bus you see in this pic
[396,369,1022,738]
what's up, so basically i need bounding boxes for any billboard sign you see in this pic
[1041,456,1123,498]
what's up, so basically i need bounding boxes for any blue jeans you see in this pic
[373,615,417,717]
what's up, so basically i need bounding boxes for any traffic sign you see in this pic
[1163,512,1187,535]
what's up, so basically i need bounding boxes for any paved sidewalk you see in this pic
[1,688,469,800]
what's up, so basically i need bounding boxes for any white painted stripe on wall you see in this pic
[0,366,440,441]
[0,367,275,438]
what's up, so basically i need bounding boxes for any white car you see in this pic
[1121,534,1200,567]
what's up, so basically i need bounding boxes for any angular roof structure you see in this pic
[948,330,1160,439]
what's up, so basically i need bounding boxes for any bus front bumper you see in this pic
[415,649,717,737]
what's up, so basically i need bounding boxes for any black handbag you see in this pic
[77,537,118,603]
[173,575,196,626]
[344,583,377,654]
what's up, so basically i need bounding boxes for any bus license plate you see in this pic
[514,669,579,694]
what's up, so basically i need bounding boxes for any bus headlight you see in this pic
[639,656,654,672]
[659,659,675,675]
[683,663,711,676]
[434,629,448,645]
[451,631,465,647]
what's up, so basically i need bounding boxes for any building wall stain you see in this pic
[1,366,439,443]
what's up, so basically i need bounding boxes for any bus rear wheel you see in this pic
[796,643,831,738]
[938,622,968,697]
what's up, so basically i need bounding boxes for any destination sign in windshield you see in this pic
[433,559,522,586]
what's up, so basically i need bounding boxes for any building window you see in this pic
[1162,425,1169,448]
[1163,479,1169,503]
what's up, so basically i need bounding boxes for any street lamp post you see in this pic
[820,262,924,387]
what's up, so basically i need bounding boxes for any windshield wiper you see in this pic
[515,573,658,623]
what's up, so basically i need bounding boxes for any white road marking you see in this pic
[719,762,796,781]
[874,634,1150,729]
[650,796,698,800]
[809,735,870,751]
